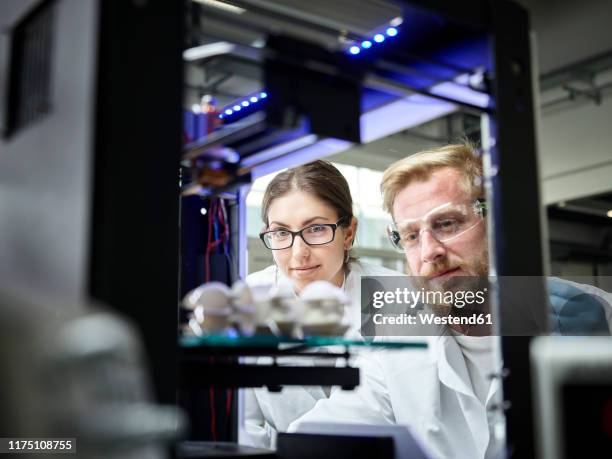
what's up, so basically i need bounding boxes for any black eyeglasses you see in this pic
[260,217,348,250]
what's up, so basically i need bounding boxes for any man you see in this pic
[289,143,611,459]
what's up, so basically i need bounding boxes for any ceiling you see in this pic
[185,0,612,219]
[185,0,484,153]
[191,0,401,48]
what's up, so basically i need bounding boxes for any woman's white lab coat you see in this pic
[242,260,403,449]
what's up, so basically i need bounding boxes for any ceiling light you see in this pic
[361,40,372,49]
[390,16,403,27]
[374,34,385,43]
[218,91,268,124]
[349,46,361,55]
[193,0,246,15]
[183,41,234,61]
[251,38,265,48]
[607,210,612,218]
[386,27,398,37]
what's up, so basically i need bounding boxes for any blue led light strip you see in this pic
[218,91,268,120]
[347,25,400,56]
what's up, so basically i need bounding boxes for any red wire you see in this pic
[219,200,229,244]
[206,201,230,440]
[205,199,234,440]
[226,388,233,418]
[216,202,232,423]
[206,203,217,440]
[205,199,217,282]
[221,200,230,243]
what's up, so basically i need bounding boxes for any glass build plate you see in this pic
[180,334,427,349]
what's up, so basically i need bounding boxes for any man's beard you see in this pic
[411,250,489,317]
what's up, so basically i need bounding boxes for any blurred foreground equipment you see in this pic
[0,289,187,458]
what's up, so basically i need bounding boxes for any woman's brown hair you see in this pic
[261,160,357,265]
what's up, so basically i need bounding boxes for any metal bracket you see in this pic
[561,75,602,105]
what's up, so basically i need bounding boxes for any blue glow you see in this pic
[220,92,269,123]
[386,27,398,37]
[349,46,360,55]
[219,114,224,119]
[374,34,385,43]
[361,40,372,49]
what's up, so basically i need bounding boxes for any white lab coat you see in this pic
[242,261,404,449]
[289,331,505,459]
[289,280,612,459]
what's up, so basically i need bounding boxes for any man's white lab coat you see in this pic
[289,279,612,459]
[290,331,506,459]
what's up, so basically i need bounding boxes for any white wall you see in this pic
[521,0,612,75]
[0,0,99,300]
[539,90,612,204]
[523,0,612,204]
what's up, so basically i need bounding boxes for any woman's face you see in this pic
[266,191,356,295]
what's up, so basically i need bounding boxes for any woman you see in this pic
[242,160,403,449]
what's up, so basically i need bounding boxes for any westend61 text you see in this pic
[372,313,493,326]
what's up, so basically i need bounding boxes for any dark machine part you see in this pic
[90,0,183,410]
[276,433,394,459]
[181,361,359,391]
[562,383,612,458]
[264,34,365,143]
[179,192,238,443]
[487,1,548,458]
[177,441,276,459]
[3,0,56,139]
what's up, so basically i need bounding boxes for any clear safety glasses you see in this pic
[387,200,486,253]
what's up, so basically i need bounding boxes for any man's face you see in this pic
[392,167,488,298]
